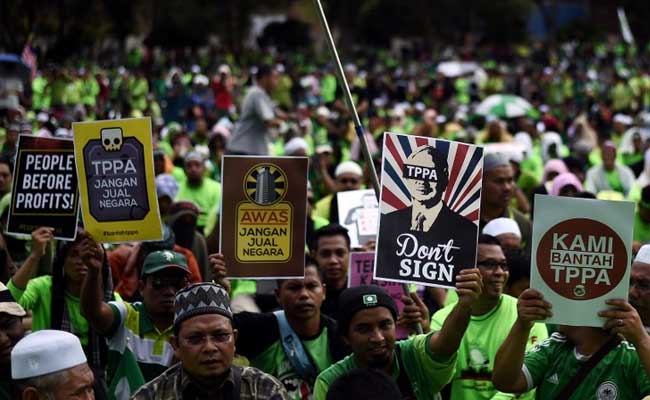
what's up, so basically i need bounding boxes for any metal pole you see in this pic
[312,0,381,199]
[313,0,423,335]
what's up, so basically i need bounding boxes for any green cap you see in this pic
[141,250,189,277]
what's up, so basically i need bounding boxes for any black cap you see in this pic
[337,285,397,336]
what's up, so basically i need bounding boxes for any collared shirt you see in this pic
[106,301,175,400]
[131,363,289,400]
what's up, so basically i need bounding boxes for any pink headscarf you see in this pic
[550,172,584,196]
[542,159,568,183]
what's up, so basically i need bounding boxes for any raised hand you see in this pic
[31,227,54,257]
[456,268,482,308]
[516,289,553,329]
[600,299,650,347]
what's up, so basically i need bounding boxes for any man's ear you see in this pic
[274,288,281,306]
[169,335,181,359]
[22,388,39,400]
[138,278,146,294]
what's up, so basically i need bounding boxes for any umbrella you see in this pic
[476,94,533,119]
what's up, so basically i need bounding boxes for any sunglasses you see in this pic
[151,276,188,290]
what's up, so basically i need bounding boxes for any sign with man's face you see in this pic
[337,189,379,248]
[530,195,634,327]
[374,132,484,288]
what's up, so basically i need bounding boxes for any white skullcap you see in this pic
[335,161,363,178]
[482,217,521,238]
[36,112,49,123]
[613,114,633,125]
[284,137,309,155]
[635,245,650,264]
[12,330,87,379]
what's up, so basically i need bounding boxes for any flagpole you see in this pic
[312,0,381,198]
[313,0,423,335]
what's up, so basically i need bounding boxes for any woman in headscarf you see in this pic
[529,159,568,214]
[7,227,113,399]
[550,172,584,197]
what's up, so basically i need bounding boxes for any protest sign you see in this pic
[6,136,78,240]
[220,156,308,278]
[374,132,483,288]
[349,252,410,338]
[530,195,634,327]
[72,117,162,243]
[337,189,378,248]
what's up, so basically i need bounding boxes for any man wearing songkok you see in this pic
[132,283,289,399]
[12,330,95,400]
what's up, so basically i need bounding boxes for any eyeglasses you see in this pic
[183,332,233,346]
[151,276,188,290]
[477,260,509,271]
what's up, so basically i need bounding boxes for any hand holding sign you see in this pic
[397,293,430,333]
[600,299,649,346]
[209,253,230,293]
[79,234,104,272]
[516,289,553,329]
[30,227,54,257]
[455,268,483,309]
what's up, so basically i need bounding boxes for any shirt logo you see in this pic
[363,294,378,306]
[597,381,618,400]
[547,373,559,385]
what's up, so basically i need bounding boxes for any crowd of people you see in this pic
[0,37,649,399]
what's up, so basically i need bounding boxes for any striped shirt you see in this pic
[106,301,175,391]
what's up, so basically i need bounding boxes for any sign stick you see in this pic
[313,0,422,334]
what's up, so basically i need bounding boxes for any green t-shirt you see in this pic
[251,327,332,400]
[431,295,548,400]
[634,212,650,243]
[605,169,624,194]
[523,333,650,399]
[175,177,221,228]
[8,276,89,345]
[314,331,456,400]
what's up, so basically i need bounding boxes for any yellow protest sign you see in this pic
[72,117,162,242]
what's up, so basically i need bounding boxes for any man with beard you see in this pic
[175,151,221,233]
[377,145,478,285]
[631,245,650,333]
[81,249,191,399]
[493,289,650,398]
[314,267,483,400]
[0,282,26,399]
[212,257,347,399]
[430,235,547,399]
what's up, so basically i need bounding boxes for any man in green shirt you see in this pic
[634,185,650,245]
[431,235,548,399]
[314,268,483,400]
[493,289,650,399]
[81,247,191,399]
[212,258,347,399]
[175,151,221,232]
[631,245,650,333]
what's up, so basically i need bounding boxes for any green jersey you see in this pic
[175,177,221,228]
[523,333,650,399]
[431,295,548,400]
[314,331,456,400]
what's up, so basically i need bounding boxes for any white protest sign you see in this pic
[530,195,634,327]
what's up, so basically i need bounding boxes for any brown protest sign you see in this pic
[220,156,308,278]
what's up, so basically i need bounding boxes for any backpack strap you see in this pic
[554,335,621,400]
[273,310,318,382]
[394,345,416,399]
